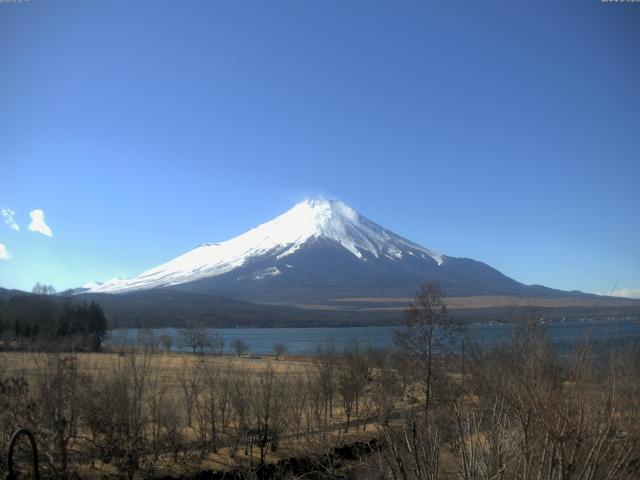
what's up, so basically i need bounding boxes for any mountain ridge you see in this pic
[86,198,445,295]
[79,198,619,306]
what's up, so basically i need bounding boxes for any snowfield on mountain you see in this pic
[83,199,601,303]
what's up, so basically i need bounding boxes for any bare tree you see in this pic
[373,283,458,480]
[31,282,57,295]
[377,407,442,480]
[180,326,212,354]
[178,358,201,428]
[194,355,224,451]
[314,342,338,422]
[337,341,371,432]
[137,328,159,353]
[159,334,173,354]
[273,342,287,360]
[395,282,458,411]
[232,338,249,357]
[32,353,81,476]
[228,368,252,458]
[78,348,155,480]
[210,331,226,356]
[370,347,404,419]
[250,366,290,464]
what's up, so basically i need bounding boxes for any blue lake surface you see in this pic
[107,318,640,355]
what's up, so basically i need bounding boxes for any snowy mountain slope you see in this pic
[87,199,445,294]
[83,198,599,303]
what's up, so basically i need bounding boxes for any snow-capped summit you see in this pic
[77,198,615,316]
[86,198,445,294]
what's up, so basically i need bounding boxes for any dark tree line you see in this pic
[0,284,107,351]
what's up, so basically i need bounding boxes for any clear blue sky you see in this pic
[1,0,639,297]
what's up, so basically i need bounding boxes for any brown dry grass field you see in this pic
[1,350,312,378]
[330,295,640,309]
[0,350,382,479]
[273,295,640,313]
[2,317,638,480]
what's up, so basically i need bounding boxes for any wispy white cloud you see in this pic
[28,209,53,237]
[1,208,20,231]
[0,243,11,260]
[592,288,640,299]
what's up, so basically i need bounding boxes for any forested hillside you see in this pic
[0,285,107,351]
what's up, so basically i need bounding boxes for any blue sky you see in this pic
[1,0,639,297]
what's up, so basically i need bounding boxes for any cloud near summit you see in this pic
[28,209,53,237]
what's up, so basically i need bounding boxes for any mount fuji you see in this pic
[82,199,592,304]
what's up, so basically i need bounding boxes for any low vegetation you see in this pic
[0,283,638,479]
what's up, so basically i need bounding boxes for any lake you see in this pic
[107,318,640,355]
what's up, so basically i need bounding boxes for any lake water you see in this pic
[107,318,640,355]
